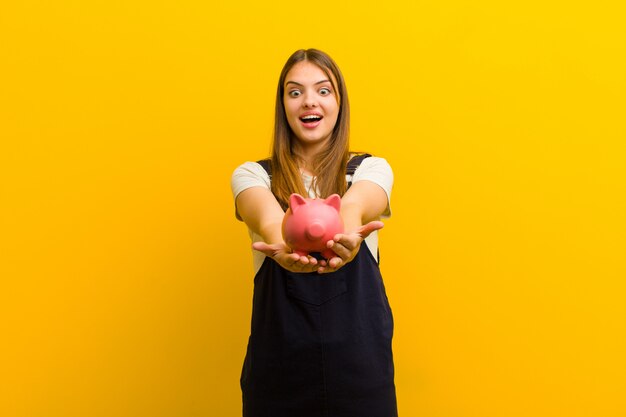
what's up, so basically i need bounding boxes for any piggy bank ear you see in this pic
[289,193,307,213]
[324,194,341,212]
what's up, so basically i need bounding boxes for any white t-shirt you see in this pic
[231,156,394,274]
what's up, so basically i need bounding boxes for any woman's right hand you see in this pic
[252,241,321,274]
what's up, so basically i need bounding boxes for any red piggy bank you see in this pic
[282,193,344,260]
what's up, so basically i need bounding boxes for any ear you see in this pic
[289,193,307,213]
[324,194,341,212]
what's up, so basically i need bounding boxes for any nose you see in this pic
[302,92,318,108]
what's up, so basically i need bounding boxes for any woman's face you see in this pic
[283,61,340,151]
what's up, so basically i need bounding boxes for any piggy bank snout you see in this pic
[305,221,326,240]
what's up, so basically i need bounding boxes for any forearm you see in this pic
[340,180,389,230]
[236,186,286,244]
[257,219,285,244]
[322,185,387,273]
[340,202,364,233]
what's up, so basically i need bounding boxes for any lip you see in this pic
[300,120,321,129]
[300,111,323,118]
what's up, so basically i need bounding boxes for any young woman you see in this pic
[231,49,398,417]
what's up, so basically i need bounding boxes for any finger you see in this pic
[329,236,353,254]
[284,252,301,265]
[328,241,352,260]
[294,263,318,274]
[328,256,343,269]
[297,255,310,265]
[317,265,338,274]
[357,221,384,238]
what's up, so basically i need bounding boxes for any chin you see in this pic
[303,135,329,144]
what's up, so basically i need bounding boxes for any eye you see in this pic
[319,87,332,96]
[288,90,301,98]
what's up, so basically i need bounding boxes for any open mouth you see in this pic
[299,115,323,124]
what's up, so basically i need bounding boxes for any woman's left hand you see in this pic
[317,220,384,274]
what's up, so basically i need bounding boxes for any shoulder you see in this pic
[351,155,394,216]
[352,155,394,181]
[232,160,270,176]
[230,161,272,200]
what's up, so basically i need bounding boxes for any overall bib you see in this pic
[240,155,398,417]
[241,247,397,417]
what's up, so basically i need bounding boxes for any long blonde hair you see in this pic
[270,49,350,210]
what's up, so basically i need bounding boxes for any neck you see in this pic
[292,141,328,174]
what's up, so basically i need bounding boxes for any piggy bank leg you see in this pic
[321,248,337,260]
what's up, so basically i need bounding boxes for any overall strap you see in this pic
[346,153,372,189]
[257,158,272,179]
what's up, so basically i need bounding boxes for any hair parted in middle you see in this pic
[270,48,351,210]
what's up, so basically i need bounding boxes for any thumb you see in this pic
[357,221,384,238]
[252,241,276,256]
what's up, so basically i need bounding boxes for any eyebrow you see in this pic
[285,79,332,87]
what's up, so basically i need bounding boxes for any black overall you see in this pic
[241,156,398,417]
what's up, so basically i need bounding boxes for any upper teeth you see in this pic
[302,115,320,120]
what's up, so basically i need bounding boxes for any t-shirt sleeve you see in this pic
[231,161,272,221]
[351,156,394,218]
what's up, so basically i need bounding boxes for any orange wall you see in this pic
[1,1,625,416]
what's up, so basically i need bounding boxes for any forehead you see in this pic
[284,61,335,85]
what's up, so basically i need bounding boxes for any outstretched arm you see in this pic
[318,180,389,273]
[236,186,320,273]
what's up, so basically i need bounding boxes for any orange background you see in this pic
[1,1,625,416]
